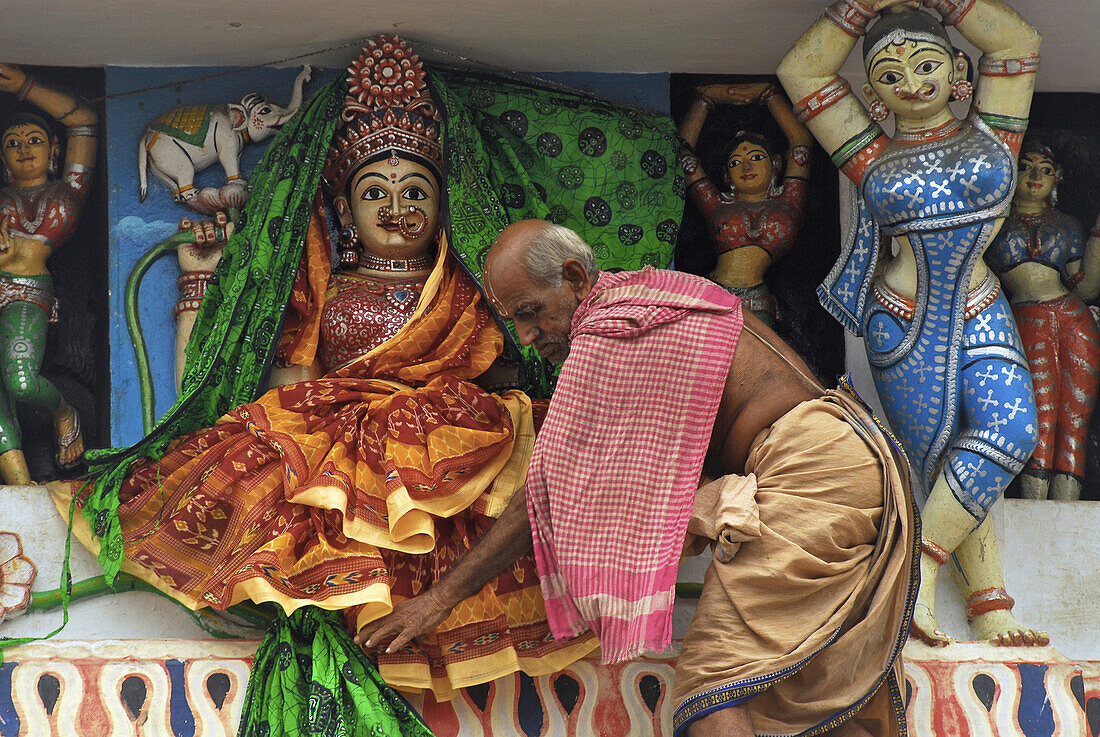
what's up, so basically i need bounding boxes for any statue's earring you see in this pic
[951,80,973,101]
[48,141,61,178]
[1049,182,1059,207]
[863,83,889,123]
[338,224,361,268]
[950,51,972,102]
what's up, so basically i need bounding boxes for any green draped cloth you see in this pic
[75,64,682,737]
[431,69,684,394]
[240,608,433,737]
[82,78,346,583]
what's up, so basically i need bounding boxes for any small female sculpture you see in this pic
[0,64,96,484]
[778,0,1045,646]
[986,140,1100,501]
[677,82,813,324]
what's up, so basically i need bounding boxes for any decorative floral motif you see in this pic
[0,532,36,623]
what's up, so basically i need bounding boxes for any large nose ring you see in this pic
[377,205,427,238]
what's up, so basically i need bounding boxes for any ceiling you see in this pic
[3,1,1097,92]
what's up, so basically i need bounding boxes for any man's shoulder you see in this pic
[597,266,731,296]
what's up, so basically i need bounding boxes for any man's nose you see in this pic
[516,322,537,346]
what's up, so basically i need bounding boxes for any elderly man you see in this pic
[358,219,916,737]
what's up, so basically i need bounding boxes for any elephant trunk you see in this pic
[277,65,312,125]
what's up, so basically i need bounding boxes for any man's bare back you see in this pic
[711,309,824,475]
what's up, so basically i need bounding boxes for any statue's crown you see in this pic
[322,35,442,193]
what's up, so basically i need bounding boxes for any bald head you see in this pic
[483,219,599,364]
[486,219,599,290]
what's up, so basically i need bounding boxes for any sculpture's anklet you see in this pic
[920,537,951,566]
[965,587,1015,619]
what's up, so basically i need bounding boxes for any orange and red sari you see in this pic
[55,224,596,698]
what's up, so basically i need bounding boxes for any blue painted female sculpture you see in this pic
[779,0,1045,646]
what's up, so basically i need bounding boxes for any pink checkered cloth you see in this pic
[526,267,743,663]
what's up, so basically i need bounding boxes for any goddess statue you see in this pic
[777,0,1046,646]
[677,82,813,324]
[51,38,608,734]
[0,64,96,484]
[986,140,1100,501]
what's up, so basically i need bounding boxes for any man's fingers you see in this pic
[386,628,415,654]
[355,618,386,645]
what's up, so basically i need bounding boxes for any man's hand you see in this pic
[355,588,454,653]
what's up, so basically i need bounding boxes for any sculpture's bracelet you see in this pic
[965,587,1015,619]
[174,271,214,321]
[793,78,851,124]
[15,76,35,102]
[65,125,98,138]
[678,149,701,176]
[789,144,812,168]
[1068,269,1085,288]
[920,537,951,566]
[825,0,876,37]
[696,94,715,112]
[758,83,779,103]
[922,0,976,26]
[978,54,1041,77]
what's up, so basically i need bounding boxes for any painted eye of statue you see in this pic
[403,185,428,201]
[877,70,903,86]
[2,138,17,149]
[748,153,768,162]
[728,158,742,168]
[1039,166,1054,176]
[361,185,388,201]
[914,60,944,75]
[258,106,271,115]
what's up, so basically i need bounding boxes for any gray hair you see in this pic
[523,223,600,287]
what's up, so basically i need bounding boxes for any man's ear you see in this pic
[561,258,593,299]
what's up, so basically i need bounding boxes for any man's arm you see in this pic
[355,484,534,652]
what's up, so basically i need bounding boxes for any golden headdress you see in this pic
[322,35,442,194]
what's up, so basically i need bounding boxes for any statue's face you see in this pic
[1,124,51,185]
[726,141,774,198]
[866,40,954,121]
[1015,152,1056,205]
[348,156,441,260]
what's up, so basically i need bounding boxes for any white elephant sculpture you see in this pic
[137,65,312,206]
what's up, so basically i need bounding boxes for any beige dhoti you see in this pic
[673,389,917,736]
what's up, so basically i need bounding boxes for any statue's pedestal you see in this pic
[903,641,1097,737]
[3,487,1100,735]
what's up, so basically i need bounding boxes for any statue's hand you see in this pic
[177,212,232,273]
[697,83,769,106]
[0,64,26,95]
[869,0,920,13]
[354,588,454,654]
[0,216,13,254]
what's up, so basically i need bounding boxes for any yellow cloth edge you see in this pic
[383,636,601,699]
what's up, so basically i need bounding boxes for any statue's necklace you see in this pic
[358,251,434,273]
[894,118,962,144]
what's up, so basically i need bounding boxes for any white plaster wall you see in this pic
[0,485,210,640]
[3,483,1096,660]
